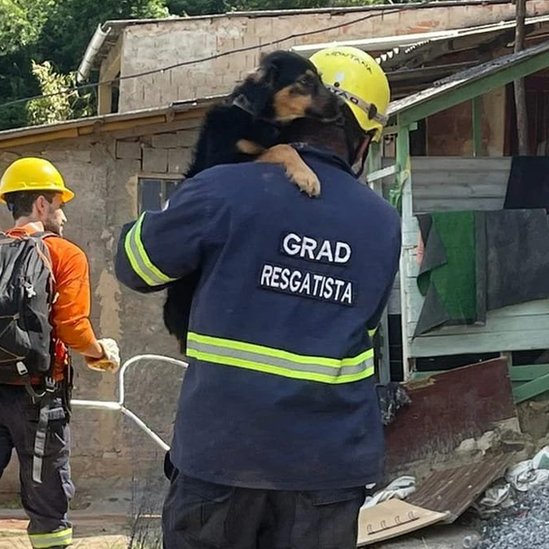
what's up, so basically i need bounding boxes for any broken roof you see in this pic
[3,39,549,150]
[294,14,549,96]
[388,39,549,125]
[77,0,544,82]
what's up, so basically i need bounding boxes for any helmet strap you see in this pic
[351,133,373,178]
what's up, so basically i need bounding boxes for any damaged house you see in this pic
[0,1,548,517]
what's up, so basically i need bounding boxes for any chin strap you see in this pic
[350,134,373,179]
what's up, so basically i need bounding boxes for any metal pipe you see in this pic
[77,24,111,83]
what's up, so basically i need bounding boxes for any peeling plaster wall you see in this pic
[0,123,200,498]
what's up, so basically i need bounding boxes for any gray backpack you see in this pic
[0,232,55,384]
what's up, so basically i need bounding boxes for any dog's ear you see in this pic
[234,58,278,117]
[261,59,279,87]
[250,56,278,87]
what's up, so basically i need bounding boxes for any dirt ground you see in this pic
[0,401,544,549]
[0,511,479,549]
[0,512,133,549]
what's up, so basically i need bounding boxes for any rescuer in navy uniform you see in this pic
[116,46,401,549]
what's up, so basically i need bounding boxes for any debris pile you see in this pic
[478,483,549,548]
[475,447,549,548]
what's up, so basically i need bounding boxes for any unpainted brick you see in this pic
[142,146,168,173]
[176,130,199,148]
[168,148,193,175]
[151,133,182,149]
[116,140,142,160]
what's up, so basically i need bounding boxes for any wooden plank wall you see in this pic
[382,156,549,358]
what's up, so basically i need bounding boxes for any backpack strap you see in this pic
[0,234,15,246]
[32,377,58,484]
[10,232,60,483]
[29,231,56,288]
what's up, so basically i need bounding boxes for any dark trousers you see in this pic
[0,385,74,548]
[163,473,366,549]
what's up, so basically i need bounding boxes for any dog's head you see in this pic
[232,50,342,124]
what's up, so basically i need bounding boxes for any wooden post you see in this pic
[97,82,113,115]
[367,142,392,385]
[472,96,483,157]
[514,0,529,155]
[396,123,414,380]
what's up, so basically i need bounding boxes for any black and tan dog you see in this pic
[162,50,343,480]
[163,50,342,348]
[186,49,341,195]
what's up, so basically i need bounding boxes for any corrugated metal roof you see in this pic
[292,14,549,59]
[408,453,515,523]
[378,14,549,72]
[388,40,549,120]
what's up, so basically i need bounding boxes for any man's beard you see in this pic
[43,219,62,236]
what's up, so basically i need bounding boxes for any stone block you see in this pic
[116,140,142,160]
[142,147,168,173]
[168,148,193,175]
[151,132,182,149]
[42,149,92,163]
[0,151,19,164]
[176,130,199,148]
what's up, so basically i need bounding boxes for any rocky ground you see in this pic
[477,483,549,549]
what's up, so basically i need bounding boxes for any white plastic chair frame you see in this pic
[71,354,188,452]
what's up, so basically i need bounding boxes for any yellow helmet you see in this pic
[310,46,390,142]
[0,157,75,204]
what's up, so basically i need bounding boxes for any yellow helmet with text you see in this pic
[0,157,75,204]
[310,46,390,142]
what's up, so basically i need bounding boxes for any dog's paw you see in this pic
[288,164,321,197]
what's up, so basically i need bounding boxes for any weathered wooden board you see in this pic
[384,156,549,359]
[384,358,517,472]
[381,156,511,214]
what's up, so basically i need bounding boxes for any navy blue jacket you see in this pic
[116,145,401,490]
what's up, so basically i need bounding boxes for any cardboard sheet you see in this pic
[357,499,449,546]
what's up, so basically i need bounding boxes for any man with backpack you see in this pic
[0,157,120,549]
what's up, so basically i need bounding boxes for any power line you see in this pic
[0,1,430,111]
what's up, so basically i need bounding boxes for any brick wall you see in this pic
[115,1,548,112]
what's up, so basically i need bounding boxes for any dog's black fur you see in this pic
[186,50,341,179]
[162,50,342,350]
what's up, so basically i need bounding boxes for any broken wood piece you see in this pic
[385,357,518,472]
[407,452,515,523]
[357,499,449,546]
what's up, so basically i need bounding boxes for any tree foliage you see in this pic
[0,0,399,130]
[26,60,92,125]
[0,0,170,129]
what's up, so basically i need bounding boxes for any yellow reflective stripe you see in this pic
[186,348,374,384]
[187,332,373,368]
[124,213,176,286]
[186,332,375,384]
[29,527,73,548]
[368,328,377,338]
